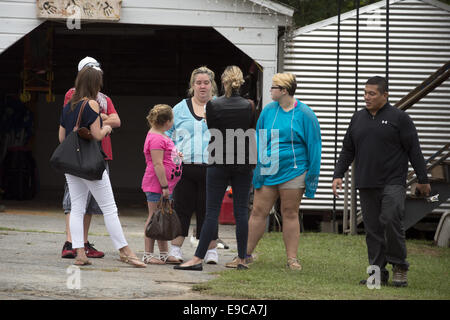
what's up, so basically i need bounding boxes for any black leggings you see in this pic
[173,164,218,239]
[195,165,253,260]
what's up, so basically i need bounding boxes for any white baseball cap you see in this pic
[78,56,102,72]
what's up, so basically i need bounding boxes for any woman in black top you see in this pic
[59,67,145,268]
[175,66,256,271]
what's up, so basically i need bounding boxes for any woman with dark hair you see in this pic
[61,57,121,261]
[174,66,256,271]
[59,66,145,267]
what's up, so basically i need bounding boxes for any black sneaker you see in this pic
[392,265,408,287]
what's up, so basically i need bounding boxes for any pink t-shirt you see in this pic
[141,132,182,194]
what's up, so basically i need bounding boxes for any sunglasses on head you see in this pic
[85,62,101,69]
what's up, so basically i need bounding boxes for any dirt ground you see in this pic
[0,199,239,300]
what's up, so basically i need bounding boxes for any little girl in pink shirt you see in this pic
[142,104,182,264]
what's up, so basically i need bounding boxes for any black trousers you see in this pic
[359,185,409,276]
[173,164,218,239]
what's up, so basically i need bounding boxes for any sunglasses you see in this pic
[85,62,101,69]
[270,86,284,90]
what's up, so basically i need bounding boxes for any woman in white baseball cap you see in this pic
[78,56,101,72]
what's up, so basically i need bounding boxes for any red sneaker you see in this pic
[84,242,105,258]
[61,241,77,259]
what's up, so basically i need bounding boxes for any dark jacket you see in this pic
[333,103,428,188]
[205,93,256,167]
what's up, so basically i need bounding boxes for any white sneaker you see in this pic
[204,248,219,264]
[168,245,183,262]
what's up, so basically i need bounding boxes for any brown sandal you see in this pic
[287,258,302,271]
[74,258,91,266]
[120,253,146,268]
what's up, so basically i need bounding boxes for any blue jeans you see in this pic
[195,165,253,260]
[145,192,173,202]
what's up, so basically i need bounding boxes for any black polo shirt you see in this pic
[333,103,429,188]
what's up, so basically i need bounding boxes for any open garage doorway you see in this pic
[0,21,260,211]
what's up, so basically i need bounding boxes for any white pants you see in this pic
[65,170,128,250]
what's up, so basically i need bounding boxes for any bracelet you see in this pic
[161,185,169,190]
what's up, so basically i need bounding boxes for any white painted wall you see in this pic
[0,0,293,107]
[0,0,42,51]
[119,0,291,106]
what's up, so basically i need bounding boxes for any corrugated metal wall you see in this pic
[283,0,450,213]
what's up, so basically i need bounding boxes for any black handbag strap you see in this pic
[73,100,90,132]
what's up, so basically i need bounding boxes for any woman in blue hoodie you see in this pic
[246,73,322,270]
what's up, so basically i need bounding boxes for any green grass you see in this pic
[194,232,450,300]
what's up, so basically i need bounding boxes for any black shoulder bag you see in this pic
[50,100,106,180]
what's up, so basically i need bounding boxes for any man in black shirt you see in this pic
[332,76,431,287]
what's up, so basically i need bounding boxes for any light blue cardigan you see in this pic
[165,99,210,164]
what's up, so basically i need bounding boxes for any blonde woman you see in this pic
[247,73,321,270]
[175,66,256,271]
[141,105,183,264]
[165,67,219,264]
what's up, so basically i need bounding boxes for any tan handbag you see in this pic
[145,197,182,241]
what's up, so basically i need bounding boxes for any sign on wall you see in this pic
[37,0,122,21]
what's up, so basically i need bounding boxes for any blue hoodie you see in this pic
[253,99,322,198]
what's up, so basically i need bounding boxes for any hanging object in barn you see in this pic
[36,0,122,21]
[20,26,54,103]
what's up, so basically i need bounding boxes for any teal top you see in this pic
[165,99,210,164]
[253,99,322,198]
